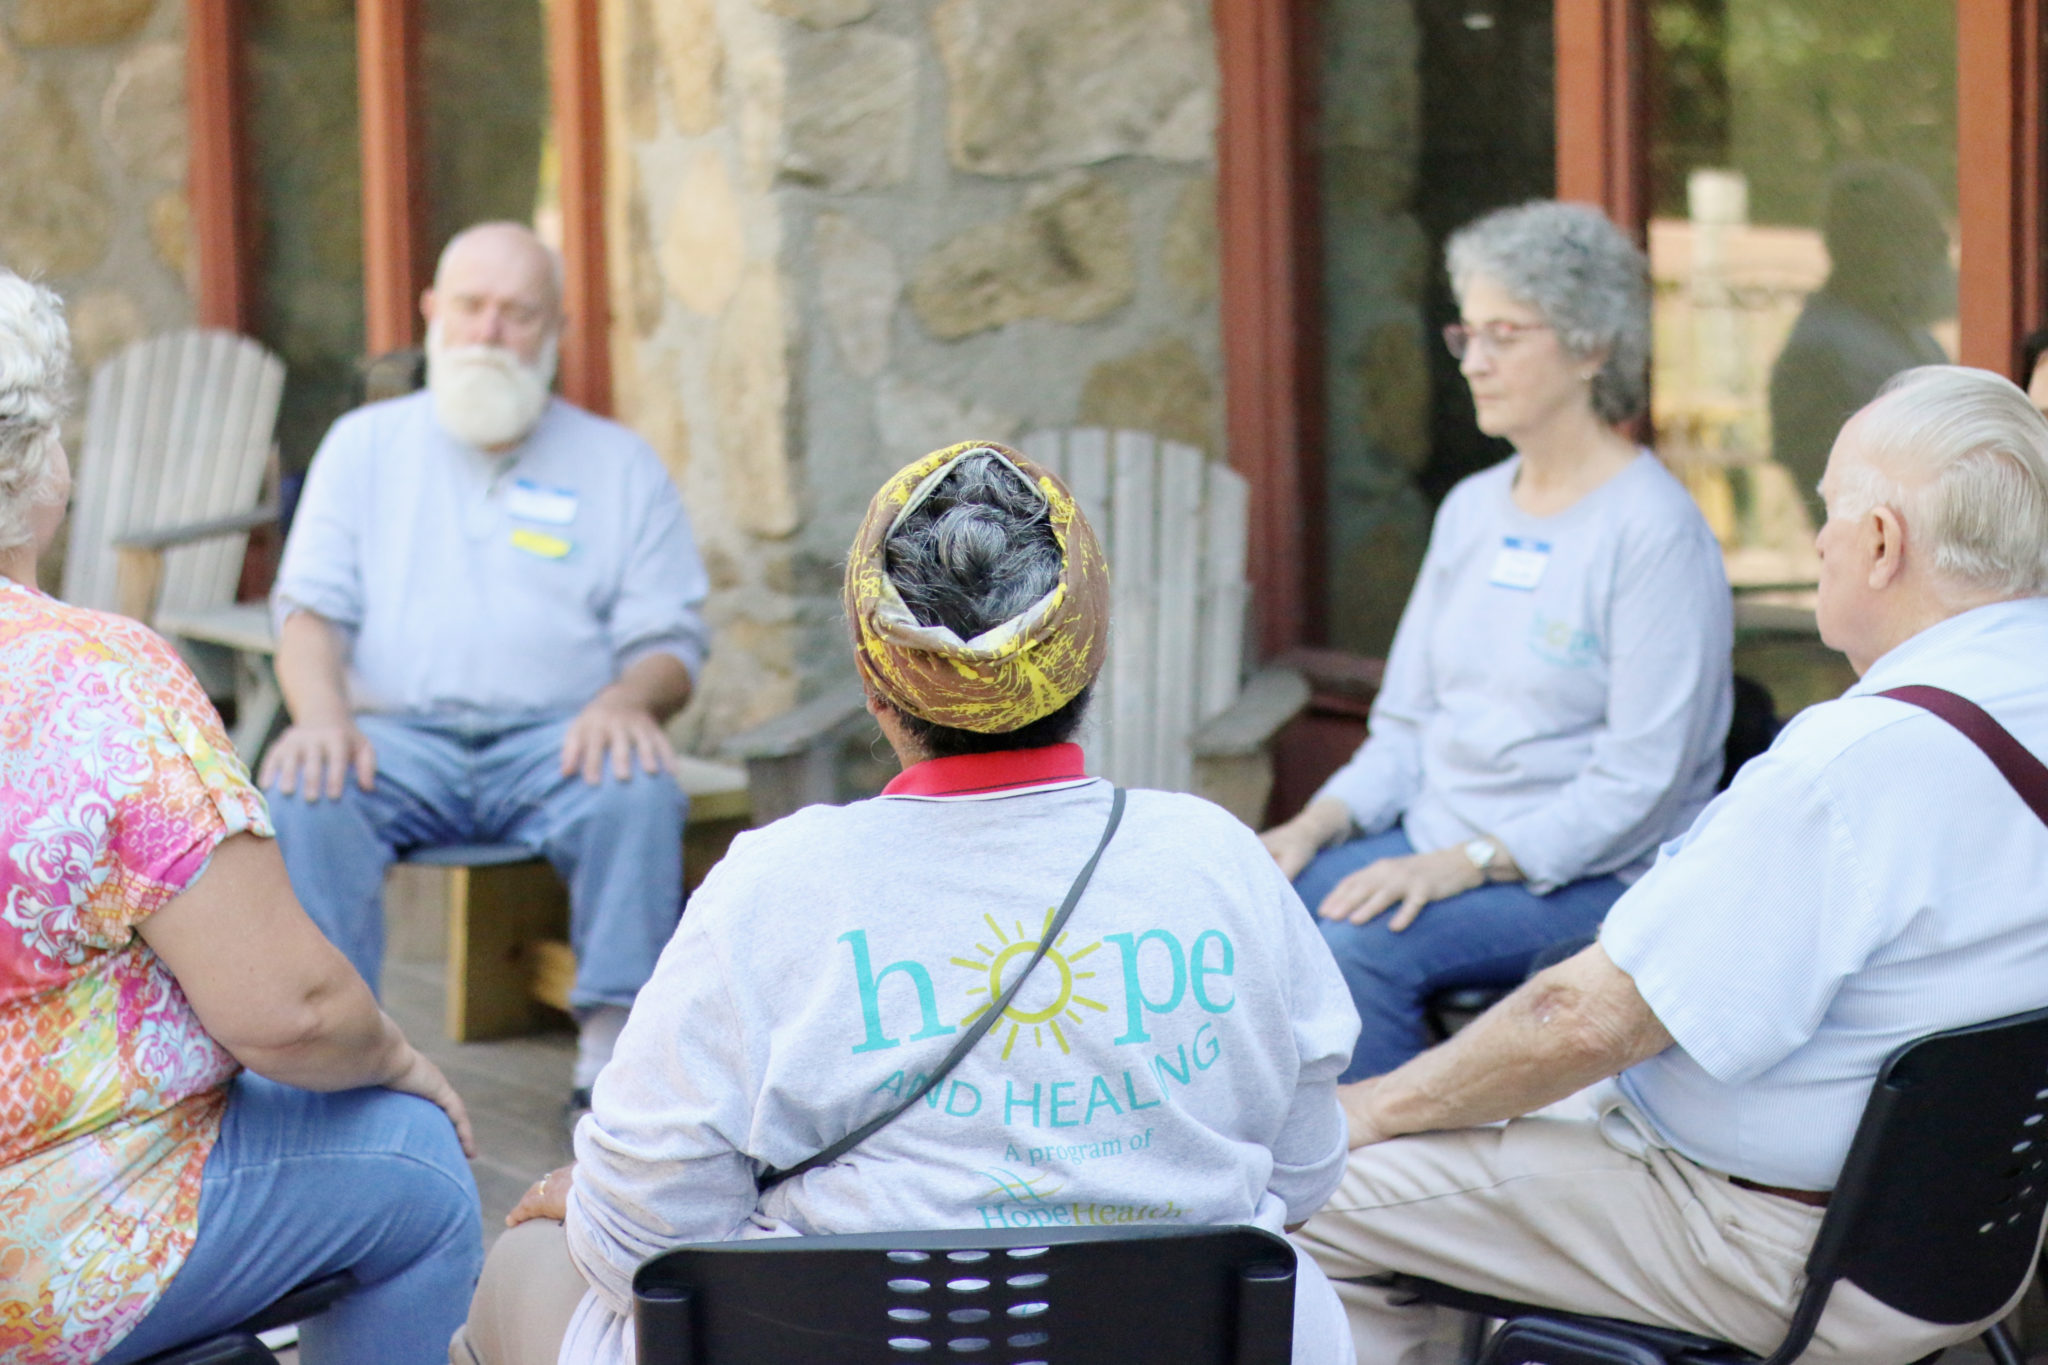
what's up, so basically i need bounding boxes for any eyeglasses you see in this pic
[1442,320,1552,359]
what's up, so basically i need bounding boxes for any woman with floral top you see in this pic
[0,269,482,1363]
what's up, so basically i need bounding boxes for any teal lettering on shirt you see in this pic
[841,929,957,1054]
[1189,931,1236,1013]
[1106,930,1188,1044]
[1083,1074,1124,1123]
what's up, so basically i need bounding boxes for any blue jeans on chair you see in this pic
[1295,828,1626,1082]
[103,1074,481,1365]
[267,711,686,1010]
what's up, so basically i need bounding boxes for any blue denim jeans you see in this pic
[268,711,686,1010]
[103,1075,482,1365]
[1295,828,1626,1082]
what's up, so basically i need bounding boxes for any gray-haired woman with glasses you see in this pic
[1261,200,1734,1085]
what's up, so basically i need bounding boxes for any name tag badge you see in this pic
[505,479,579,525]
[1488,536,1551,591]
[511,528,573,560]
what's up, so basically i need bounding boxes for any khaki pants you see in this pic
[449,1221,586,1365]
[1291,1086,2018,1365]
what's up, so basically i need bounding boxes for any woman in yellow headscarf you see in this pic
[454,442,1361,1365]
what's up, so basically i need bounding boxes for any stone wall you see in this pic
[0,0,193,375]
[601,0,1225,747]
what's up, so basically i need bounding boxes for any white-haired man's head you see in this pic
[420,222,563,452]
[0,269,73,563]
[1815,364,2048,672]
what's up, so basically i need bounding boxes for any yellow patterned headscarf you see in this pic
[845,440,1110,734]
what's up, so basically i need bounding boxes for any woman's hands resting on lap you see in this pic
[1262,798,1524,931]
[1314,848,1484,931]
[509,1164,574,1226]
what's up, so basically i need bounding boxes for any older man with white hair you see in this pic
[1292,363,2048,1364]
[264,222,709,1115]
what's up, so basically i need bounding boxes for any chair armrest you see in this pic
[1192,666,1310,758]
[113,503,280,553]
[112,505,279,626]
[721,679,869,760]
[721,680,875,824]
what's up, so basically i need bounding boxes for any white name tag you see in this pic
[1488,536,1551,591]
[505,479,579,525]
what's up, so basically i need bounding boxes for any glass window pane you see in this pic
[1316,0,1555,654]
[1647,0,1957,588]
[247,0,365,478]
[419,0,553,256]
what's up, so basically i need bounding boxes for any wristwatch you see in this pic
[1462,837,1500,879]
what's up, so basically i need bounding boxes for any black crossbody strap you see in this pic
[756,786,1127,1194]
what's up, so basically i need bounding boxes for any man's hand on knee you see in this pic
[560,688,676,785]
[260,720,378,801]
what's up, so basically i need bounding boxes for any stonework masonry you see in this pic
[0,0,193,376]
[603,0,1226,747]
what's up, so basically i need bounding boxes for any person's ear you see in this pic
[420,288,439,327]
[1867,504,1909,591]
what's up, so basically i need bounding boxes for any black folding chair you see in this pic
[1381,1005,2048,1364]
[133,1273,356,1365]
[631,1224,1297,1364]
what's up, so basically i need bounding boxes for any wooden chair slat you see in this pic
[1152,440,1205,792]
[1108,430,1159,790]
[1198,464,1250,723]
[63,330,285,620]
[1061,430,1114,777]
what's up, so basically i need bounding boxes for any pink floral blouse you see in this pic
[0,581,269,1363]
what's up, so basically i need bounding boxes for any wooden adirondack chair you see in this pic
[63,329,288,758]
[728,429,1308,826]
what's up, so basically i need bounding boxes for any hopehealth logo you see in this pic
[952,910,1110,1058]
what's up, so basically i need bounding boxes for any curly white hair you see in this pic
[0,269,70,554]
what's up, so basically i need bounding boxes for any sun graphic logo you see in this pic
[952,910,1110,1059]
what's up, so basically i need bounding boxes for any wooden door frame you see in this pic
[186,0,253,332]
[358,0,425,357]
[1215,0,1323,659]
[547,0,613,415]
[1958,0,2046,376]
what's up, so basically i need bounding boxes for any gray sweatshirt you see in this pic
[1316,454,1733,890]
[559,771,1361,1364]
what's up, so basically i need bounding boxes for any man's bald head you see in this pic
[422,221,563,363]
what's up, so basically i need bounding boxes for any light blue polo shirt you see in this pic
[273,391,709,718]
[1605,597,2048,1190]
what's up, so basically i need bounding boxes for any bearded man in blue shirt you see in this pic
[262,222,710,1114]
[1292,364,2048,1365]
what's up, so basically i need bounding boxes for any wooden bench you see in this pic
[393,754,753,1042]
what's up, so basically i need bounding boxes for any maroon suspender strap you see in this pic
[1878,686,2048,828]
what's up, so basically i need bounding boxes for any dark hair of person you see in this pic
[2021,328,2048,384]
[880,449,1092,757]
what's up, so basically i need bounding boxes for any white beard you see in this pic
[426,322,559,451]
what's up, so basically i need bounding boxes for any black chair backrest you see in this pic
[135,1272,355,1365]
[1808,1004,2048,1326]
[632,1225,1296,1365]
[1718,675,1780,792]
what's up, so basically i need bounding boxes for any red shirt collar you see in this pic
[882,743,1090,799]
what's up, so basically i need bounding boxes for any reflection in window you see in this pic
[1647,0,1956,588]
[1316,0,1554,655]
